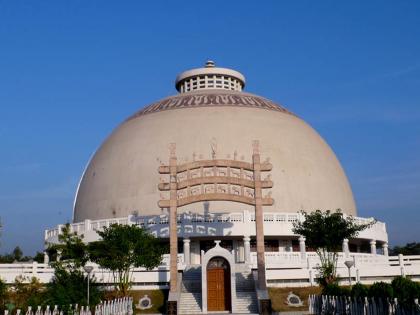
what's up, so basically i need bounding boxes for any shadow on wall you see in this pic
[140,201,235,238]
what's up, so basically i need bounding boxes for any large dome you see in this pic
[73,63,356,222]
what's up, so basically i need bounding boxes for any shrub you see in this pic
[351,282,368,298]
[368,282,393,299]
[10,276,44,310]
[322,283,348,296]
[44,266,102,308]
[391,276,419,306]
[0,278,8,311]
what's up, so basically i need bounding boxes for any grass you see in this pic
[110,286,320,313]
[129,290,168,314]
[269,286,321,312]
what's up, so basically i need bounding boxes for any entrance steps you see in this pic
[179,266,202,315]
[179,267,258,314]
[235,272,259,314]
[179,292,202,314]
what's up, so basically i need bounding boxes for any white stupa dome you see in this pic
[73,62,356,222]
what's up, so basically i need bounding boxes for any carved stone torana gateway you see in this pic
[158,157,274,208]
[158,141,274,294]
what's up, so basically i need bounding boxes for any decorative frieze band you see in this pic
[127,93,293,120]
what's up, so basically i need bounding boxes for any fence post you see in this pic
[84,219,91,232]
[398,254,406,276]
[32,261,38,277]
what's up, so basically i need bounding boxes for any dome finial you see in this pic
[205,60,215,68]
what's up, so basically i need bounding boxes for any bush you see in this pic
[368,281,393,299]
[0,278,8,311]
[351,282,368,298]
[44,266,102,308]
[391,276,420,306]
[10,276,44,310]
[322,283,349,296]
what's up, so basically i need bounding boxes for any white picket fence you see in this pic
[94,298,133,315]
[308,295,420,315]
[2,297,133,315]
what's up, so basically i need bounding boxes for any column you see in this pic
[243,236,251,264]
[32,261,38,277]
[299,236,306,260]
[169,143,178,293]
[84,219,91,231]
[382,242,389,256]
[252,140,267,290]
[43,251,49,264]
[399,254,405,276]
[342,238,350,258]
[370,240,377,255]
[183,238,191,266]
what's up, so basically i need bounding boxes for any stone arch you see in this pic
[201,241,237,313]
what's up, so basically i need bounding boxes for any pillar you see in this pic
[342,238,350,258]
[43,251,49,264]
[243,236,251,264]
[370,240,377,255]
[299,236,306,260]
[169,143,178,293]
[84,219,91,231]
[399,253,406,276]
[309,269,314,286]
[32,261,38,277]
[183,238,191,266]
[252,140,267,290]
[382,242,389,256]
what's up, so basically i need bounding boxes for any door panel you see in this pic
[207,268,227,311]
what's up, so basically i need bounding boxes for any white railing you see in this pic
[0,254,184,284]
[1,254,419,287]
[44,211,386,242]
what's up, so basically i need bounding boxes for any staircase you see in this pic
[179,266,202,314]
[235,271,259,314]
[179,267,258,314]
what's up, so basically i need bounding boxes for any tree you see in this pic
[45,224,101,306]
[33,252,45,263]
[12,247,23,262]
[44,265,102,308]
[46,224,89,270]
[292,209,373,287]
[10,276,44,310]
[88,224,166,295]
[0,218,2,249]
[390,242,420,256]
[391,276,420,307]
[0,278,8,312]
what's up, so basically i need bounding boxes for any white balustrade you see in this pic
[45,211,385,244]
[1,253,420,287]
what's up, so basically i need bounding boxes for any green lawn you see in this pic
[129,289,168,314]
[269,286,321,312]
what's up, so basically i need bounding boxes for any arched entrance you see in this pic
[207,257,231,312]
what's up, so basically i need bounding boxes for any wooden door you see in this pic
[207,267,227,311]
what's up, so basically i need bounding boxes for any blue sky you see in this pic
[0,1,419,255]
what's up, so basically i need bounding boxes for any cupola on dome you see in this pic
[175,60,246,93]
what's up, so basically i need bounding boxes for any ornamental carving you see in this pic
[127,93,293,120]
[157,146,274,208]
